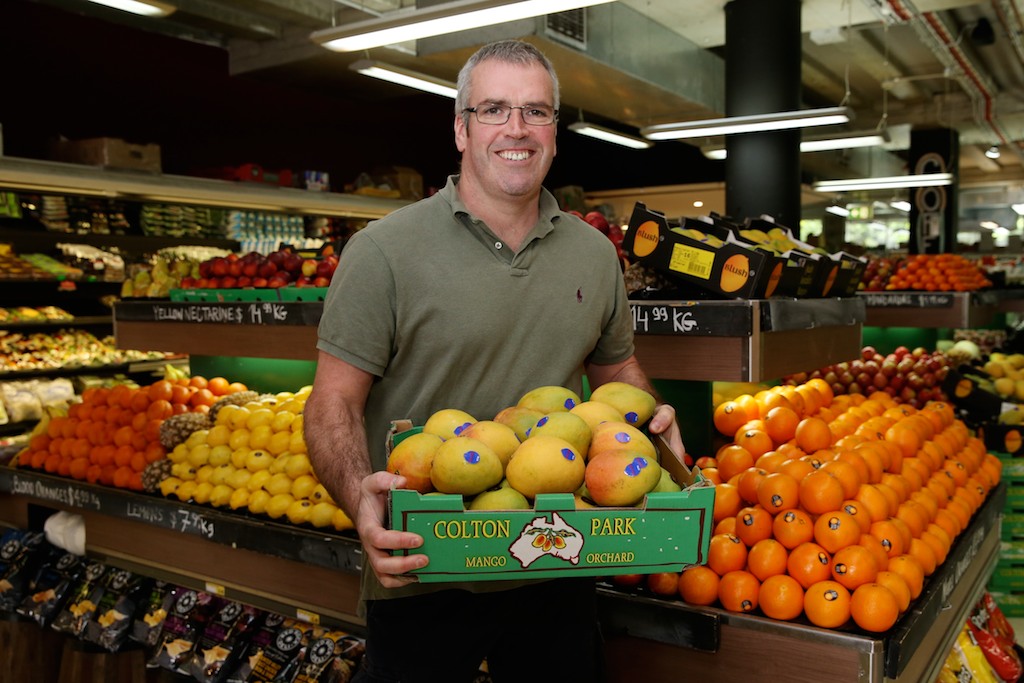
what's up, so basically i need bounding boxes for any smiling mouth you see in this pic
[498,150,532,161]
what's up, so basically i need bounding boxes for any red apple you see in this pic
[258,261,278,278]
[236,276,252,288]
[210,257,229,277]
[584,210,611,235]
[220,276,237,289]
[228,260,244,277]
[267,276,288,288]
[312,276,331,287]
[242,261,259,278]
[315,259,337,279]
[252,277,268,288]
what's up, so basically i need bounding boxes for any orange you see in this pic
[228,382,248,394]
[854,444,886,484]
[778,458,816,483]
[735,429,775,460]
[906,538,937,576]
[207,376,231,396]
[708,533,748,576]
[757,472,800,513]
[747,538,789,582]
[873,482,901,518]
[170,383,193,406]
[147,380,174,403]
[190,389,216,408]
[772,508,815,550]
[804,580,851,628]
[814,510,862,554]
[799,469,845,515]
[755,450,788,474]
[805,378,834,407]
[759,574,805,621]
[795,417,832,453]
[716,445,756,482]
[734,394,761,422]
[819,459,862,499]
[678,566,720,606]
[737,467,769,505]
[839,499,873,535]
[895,500,929,538]
[764,406,800,446]
[869,518,906,559]
[919,529,950,566]
[911,488,940,523]
[776,386,806,418]
[735,506,774,548]
[787,542,833,589]
[850,583,900,632]
[189,375,209,390]
[715,517,737,535]
[830,544,880,591]
[932,509,962,541]
[755,390,796,419]
[885,423,921,460]
[147,400,174,421]
[718,570,760,613]
[886,554,925,599]
[714,400,752,437]
[874,570,912,613]
[795,385,824,417]
[713,482,742,524]
[943,459,969,488]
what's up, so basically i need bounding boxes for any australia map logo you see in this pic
[509,513,584,568]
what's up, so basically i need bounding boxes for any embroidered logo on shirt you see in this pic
[577,288,583,303]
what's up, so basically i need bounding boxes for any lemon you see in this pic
[226,468,252,490]
[169,444,189,464]
[291,414,304,434]
[229,487,250,510]
[265,493,295,519]
[264,472,294,497]
[170,462,197,480]
[175,480,197,502]
[208,444,232,467]
[216,403,243,427]
[159,476,182,497]
[206,424,231,447]
[185,430,209,450]
[208,484,233,508]
[309,502,337,528]
[289,431,307,454]
[248,424,272,450]
[186,444,211,468]
[247,470,272,492]
[246,408,275,431]
[284,454,312,479]
[191,481,214,505]
[278,399,305,415]
[230,447,250,469]
[245,449,274,472]
[267,431,291,456]
[270,410,296,433]
[228,429,250,451]
[248,490,272,515]
[194,465,215,484]
[208,464,235,487]
[290,474,318,500]
[296,385,313,399]
[332,508,355,531]
[286,499,313,525]
[228,407,252,430]
[310,483,334,504]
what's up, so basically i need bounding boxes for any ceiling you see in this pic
[30,0,1024,222]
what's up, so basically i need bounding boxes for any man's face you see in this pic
[455,59,557,199]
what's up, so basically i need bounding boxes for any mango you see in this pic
[517,385,582,414]
[505,435,585,499]
[469,485,531,510]
[430,436,503,496]
[459,420,520,468]
[588,421,657,461]
[570,400,624,433]
[386,432,444,494]
[584,451,662,507]
[528,412,592,455]
[494,406,545,442]
[423,408,477,440]
[652,468,682,493]
[590,382,658,426]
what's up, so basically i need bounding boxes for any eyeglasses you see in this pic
[463,103,558,126]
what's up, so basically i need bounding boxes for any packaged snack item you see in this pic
[50,560,109,637]
[82,569,152,652]
[969,592,1023,682]
[16,548,86,627]
[188,601,261,683]
[0,529,48,614]
[293,629,365,683]
[148,588,220,674]
[953,622,1002,683]
[245,617,313,683]
[130,580,175,648]
[225,613,286,683]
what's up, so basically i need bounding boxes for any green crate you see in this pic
[985,591,1024,617]
[170,288,281,303]
[278,287,329,302]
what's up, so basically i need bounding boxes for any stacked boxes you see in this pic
[990,456,1024,614]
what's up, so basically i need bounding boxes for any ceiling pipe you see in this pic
[885,0,1012,149]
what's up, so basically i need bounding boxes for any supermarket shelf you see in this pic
[0,225,240,259]
[0,155,409,219]
[0,356,183,381]
[630,297,865,382]
[598,482,1005,683]
[859,290,1024,328]
[0,315,111,329]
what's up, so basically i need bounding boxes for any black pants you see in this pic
[352,577,605,683]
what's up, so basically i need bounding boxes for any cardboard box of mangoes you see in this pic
[623,203,783,300]
[385,383,716,583]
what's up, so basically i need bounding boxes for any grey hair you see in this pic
[455,40,560,124]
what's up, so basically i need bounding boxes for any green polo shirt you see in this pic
[316,174,635,600]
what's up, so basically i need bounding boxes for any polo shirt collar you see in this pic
[442,174,563,238]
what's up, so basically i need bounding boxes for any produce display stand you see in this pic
[631,297,865,382]
[598,482,1005,683]
[859,290,1024,329]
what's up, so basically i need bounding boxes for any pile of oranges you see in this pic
[16,376,247,491]
[641,378,1002,633]
[884,253,992,292]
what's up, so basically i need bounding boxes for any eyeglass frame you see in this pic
[462,103,559,126]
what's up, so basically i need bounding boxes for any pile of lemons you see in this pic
[157,387,353,531]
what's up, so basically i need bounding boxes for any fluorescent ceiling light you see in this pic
[568,122,651,149]
[813,173,954,192]
[700,128,886,159]
[349,60,457,98]
[641,106,852,141]
[313,0,617,52]
[84,0,175,17]
[890,200,911,212]
[826,205,850,217]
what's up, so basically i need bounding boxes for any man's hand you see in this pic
[648,403,686,465]
[356,471,428,588]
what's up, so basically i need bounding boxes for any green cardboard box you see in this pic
[388,425,716,583]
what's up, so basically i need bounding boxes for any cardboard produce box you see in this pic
[624,203,783,299]
[51,137,161,173]
[388,426,715,583]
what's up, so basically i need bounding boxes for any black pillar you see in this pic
[724,0,802,226]
[907,128,959,254]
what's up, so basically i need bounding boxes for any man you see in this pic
[305,39,682,682]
